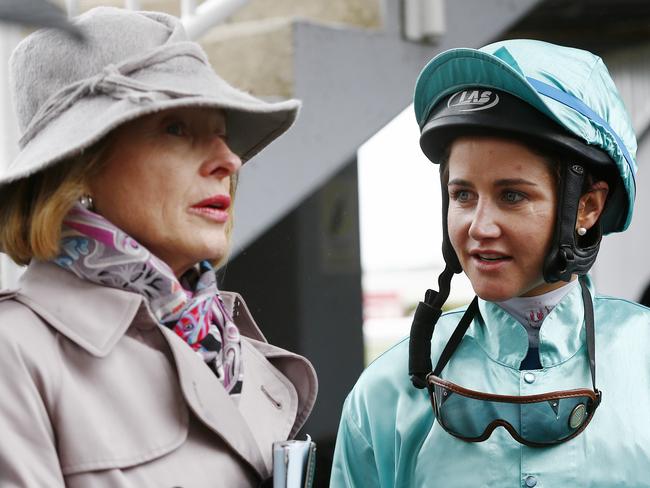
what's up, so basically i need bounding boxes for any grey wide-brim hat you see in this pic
[3,6,300,186]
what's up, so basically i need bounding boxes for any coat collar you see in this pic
[17,260,142,357]
[470,277,595,369]
[15,260,272,357]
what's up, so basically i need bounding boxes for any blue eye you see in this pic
[165,121,186,136]
[451,190,472,202]
[502,190,524,203]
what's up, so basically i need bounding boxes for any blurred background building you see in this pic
[1,1,649,485]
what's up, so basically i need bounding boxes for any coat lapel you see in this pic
[237,340,299,474]
[222,291,318,440]
[159,326,270,480]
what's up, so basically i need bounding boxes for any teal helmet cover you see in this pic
[414,39,637,234]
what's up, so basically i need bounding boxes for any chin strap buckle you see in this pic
[410,374,428,389]
[557,246,575,274]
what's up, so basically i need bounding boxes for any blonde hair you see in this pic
[0,139,113,265]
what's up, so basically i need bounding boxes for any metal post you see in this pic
[65,0,79,18]
[181,0,197,19]
[403,0,446,42]
[125,0,141,10]
[0,27,25,288]
[182,0,250,40]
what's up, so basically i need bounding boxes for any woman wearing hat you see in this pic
[0,7,316,487]
[330,40,650,487]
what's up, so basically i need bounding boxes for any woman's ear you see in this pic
[577,181,609,231]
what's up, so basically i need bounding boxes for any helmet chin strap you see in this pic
[543,163,602,282]
[409,161,603,389]
[409,172,461,388]
[409,264,455,388]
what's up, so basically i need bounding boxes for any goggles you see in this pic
[428,375,599,447]
[410,278,601,447]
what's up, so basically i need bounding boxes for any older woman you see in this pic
[331,40,650,487]
[0,7,316,487]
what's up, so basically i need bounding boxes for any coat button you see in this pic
[524,372,536,384]
[525,475,538,487]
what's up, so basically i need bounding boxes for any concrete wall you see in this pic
[593,127,650,300]
[202,18,295,97]
[71,0,382,29]
[590,45,650,301]
[73,0,180,16]
[55,0,382,99]
[226,0,382,29]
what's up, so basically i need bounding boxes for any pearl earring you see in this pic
[577,227,587,236]
[79,194,94,210]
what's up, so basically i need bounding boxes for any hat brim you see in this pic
[420,108,613,168]
[3,62,299,186]
[414,48,561,130]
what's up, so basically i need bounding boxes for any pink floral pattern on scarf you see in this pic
[54,204,243,395]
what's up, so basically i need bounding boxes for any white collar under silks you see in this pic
[497,280,579,349]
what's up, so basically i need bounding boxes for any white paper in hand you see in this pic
[272,435,316,488]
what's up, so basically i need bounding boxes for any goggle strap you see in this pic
[432,296,479,377]
[415,274,598,399]
[580,278,598,394]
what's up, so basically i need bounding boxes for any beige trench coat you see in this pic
[0,261,317,487]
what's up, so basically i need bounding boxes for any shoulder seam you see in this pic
[364,306,469,368]
[595,295,650,311]
[441,308,468,317]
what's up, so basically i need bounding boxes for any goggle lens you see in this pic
[430,377,597,446]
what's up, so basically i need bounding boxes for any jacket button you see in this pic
[524,475,537,487]
[524,372,536,384]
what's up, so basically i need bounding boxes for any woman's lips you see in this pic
[469,251,513,271]
[189,194,231,224]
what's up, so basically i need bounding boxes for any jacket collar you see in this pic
[16,260,317,452]
[470,277,595,369]
[17,260,143,357]
[16,260,271,356]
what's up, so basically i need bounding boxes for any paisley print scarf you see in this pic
[53,203,243,395]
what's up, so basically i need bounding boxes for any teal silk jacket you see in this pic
[330,280,650,487]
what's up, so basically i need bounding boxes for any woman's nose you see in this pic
[199,136,242,178]
[468,201,501,241]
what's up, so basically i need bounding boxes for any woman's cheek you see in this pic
[447,210,465,252]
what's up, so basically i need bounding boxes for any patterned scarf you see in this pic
[53,204,244,396]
